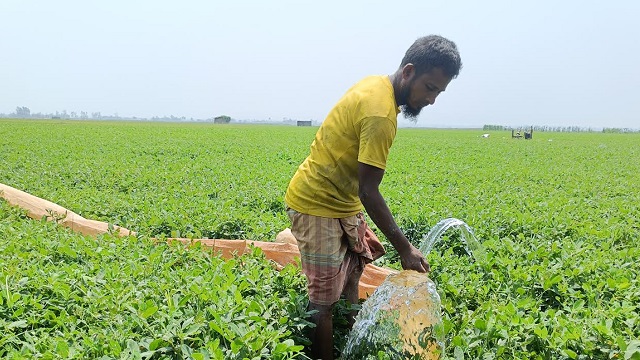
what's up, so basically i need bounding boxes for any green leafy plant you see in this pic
[1,120,639,358]
[0,202,311,359]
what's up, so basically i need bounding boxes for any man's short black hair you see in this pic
[400,35,462,78]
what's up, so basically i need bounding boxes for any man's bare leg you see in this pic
[308,302,334,360]
[342,269,362,329]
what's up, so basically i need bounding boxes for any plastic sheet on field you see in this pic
[0,182,395,299]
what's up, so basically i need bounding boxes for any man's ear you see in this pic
[401,63,415,81]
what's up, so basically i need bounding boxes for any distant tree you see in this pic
[16,106,30,117]
[214,115,231,124]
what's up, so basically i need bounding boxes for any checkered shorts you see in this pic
[286,209,383,305]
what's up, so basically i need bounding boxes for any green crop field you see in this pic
[1,119,639,359]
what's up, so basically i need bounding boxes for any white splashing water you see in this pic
[342,218,486,359]
[420,217,487,263]
[342,271,444,359]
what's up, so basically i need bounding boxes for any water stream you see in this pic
[419,217,487,263]
[342,218,486,359]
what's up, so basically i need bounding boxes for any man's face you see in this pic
[398,66,452,121]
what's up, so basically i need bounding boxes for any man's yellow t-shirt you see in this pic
[285,75,399,218]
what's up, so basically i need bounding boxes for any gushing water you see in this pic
[342,271,444,359]
[342,218,485,359]
[420,217,487,263]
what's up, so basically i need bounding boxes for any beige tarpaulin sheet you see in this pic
[0,183,395,299]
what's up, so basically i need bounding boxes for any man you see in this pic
[285,35,462,360]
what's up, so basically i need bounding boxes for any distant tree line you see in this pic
[601,127,639,133]
[483,124,639,133]
[0,106,227,123]
[1,107,100,120]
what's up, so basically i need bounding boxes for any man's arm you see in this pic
[358,162,429,273]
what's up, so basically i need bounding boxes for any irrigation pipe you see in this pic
[0,182,395,299]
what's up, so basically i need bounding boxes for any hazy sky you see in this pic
[1,0,638,128]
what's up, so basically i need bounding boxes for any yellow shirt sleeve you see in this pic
[357,116,396,170]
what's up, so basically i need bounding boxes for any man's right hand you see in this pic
[357,162,431,274]
[399,244,430,273]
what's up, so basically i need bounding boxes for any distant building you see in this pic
[297,120,312,126]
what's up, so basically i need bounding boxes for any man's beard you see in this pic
[400,104,421,122]
[397,81,421,122]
